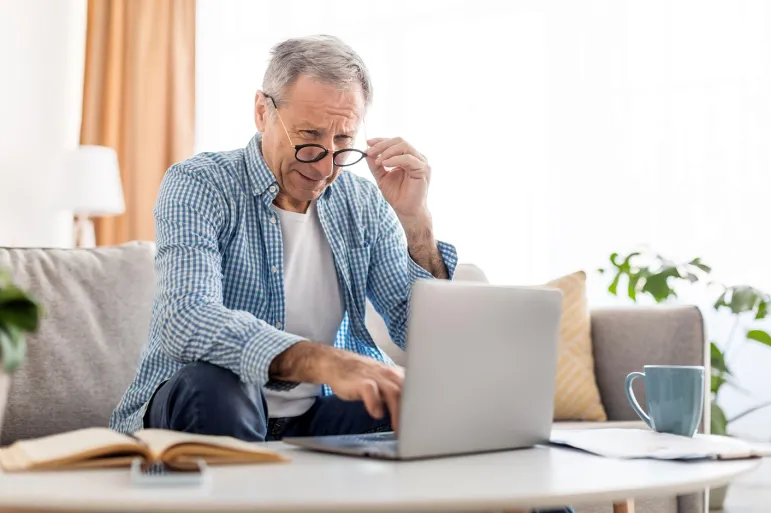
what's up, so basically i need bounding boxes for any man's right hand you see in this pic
[323,350,404,431]
[269,341,404,431]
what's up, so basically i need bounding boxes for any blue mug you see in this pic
[625,365,705,437]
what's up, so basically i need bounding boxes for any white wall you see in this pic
[0,0,87,247]
[196,0,771,440]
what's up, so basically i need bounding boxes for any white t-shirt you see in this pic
[263,201,345,418]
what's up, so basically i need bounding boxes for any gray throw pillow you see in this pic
[0,242,155,445]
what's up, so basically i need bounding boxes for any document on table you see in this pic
[550,428,771,461]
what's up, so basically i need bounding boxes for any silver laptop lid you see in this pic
[396,279,562,459]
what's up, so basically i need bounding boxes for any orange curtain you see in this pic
[80,0,195,245]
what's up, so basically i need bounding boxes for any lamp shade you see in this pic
[57,145,125,216]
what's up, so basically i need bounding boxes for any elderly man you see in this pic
[110,35,456,440]
[111,36,573,513]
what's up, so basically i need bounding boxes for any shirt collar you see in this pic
[244,132,279,196]
[244,132,335,200]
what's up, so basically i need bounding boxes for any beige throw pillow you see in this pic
[546,271,607,421]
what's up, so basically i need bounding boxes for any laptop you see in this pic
[283,278,562,460]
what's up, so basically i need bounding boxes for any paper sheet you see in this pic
[550,428,771,461]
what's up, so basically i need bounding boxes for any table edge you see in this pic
[0,454,761,512]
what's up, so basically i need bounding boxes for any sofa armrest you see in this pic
[590,306,708,422]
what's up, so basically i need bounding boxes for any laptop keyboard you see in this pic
[343,431,397,443]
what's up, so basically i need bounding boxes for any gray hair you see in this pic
[262,35,372,109]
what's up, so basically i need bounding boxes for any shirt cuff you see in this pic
[240,325,306,389]
[407,240,458,282]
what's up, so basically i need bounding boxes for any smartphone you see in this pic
[130,458,210,487]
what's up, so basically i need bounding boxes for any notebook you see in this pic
[0,428,288,472]
[550,428,771,461]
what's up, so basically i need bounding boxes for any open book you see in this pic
[550,428,771,461]
[0,428,288,472]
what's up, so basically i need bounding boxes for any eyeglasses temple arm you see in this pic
[266,94,296,147]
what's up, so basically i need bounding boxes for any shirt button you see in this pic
[269,185,277,193]
[275,321,282,330]
[271,265,278,274]
[269,217,277,224]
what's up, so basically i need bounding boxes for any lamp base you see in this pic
[74,215,96,248]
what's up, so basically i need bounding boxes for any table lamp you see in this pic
[58,145,125,248]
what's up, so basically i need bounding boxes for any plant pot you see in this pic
[709,484,729,511]
[0,369,8,440]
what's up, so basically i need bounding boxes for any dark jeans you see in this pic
[144,361,391,440]
[145,362,573,513]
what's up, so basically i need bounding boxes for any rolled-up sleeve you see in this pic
[154,165,304,387]
[366,197,458,350]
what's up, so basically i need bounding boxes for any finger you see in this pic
[378,379,402,434]
[366,137,388,147]
[380,154,426,173]
[366,137,404,157]
[359,379,384,419]
[384,365,405,384]
[376,142,410,164]
[365,154,388,181]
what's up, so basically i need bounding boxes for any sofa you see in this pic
[0,242,709,513]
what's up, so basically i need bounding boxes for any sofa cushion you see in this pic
[0,242,155,445]
[547,271,607,421]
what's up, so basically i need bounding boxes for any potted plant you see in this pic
[599,250,771,509]
[0,269,41,438]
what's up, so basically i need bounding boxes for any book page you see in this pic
[0,428,147,471]
[550,428,771,460]
[135,429,286,462]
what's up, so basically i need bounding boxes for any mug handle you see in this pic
[625,371,652,428]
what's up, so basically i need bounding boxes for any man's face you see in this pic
[255,75,365,212]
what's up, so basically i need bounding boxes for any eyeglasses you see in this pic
[265,94,367,167]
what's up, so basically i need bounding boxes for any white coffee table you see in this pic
[0,443,760,513]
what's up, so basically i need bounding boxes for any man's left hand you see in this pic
[366,137,431,228]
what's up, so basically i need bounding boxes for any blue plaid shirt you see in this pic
[110,133,457,434]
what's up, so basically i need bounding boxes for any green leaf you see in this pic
[627,273,641,302]
[609,251,641,272]
[747,329,771,347]
[641,267,680,303]
[608,272,621,296]
[0,305,40,332]
[711,402,728,435]
[621,252,641,271]
[0,289,36,313]
[689,257,712,274]
[714,290,729,310]
[0,284,41,333]
[756,301,768,320]
[0,327,26,373]
[725,285,764,314]
[711,373,726,395]
[710,342,731,375]
[0,286,25,303]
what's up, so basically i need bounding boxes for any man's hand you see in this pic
[325,350,404,431]
[269,341,404,431]
[366,137,448,279]
[366,137,431,224]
